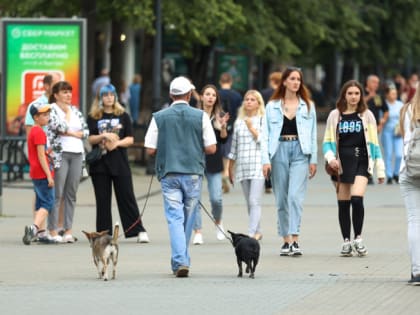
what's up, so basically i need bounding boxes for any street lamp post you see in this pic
[147,0,162,175]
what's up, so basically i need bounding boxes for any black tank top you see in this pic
[281,116,298,135]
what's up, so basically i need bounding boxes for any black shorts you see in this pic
[332,146,369,184]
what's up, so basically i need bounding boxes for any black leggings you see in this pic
[338,196,364,240]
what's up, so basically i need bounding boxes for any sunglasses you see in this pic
[286,66,302,72]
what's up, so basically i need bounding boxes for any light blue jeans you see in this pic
[399,172,420,277]
[194,171,223,230]
[240,178,265,236]
[381,128,403,179]
[270,140,309,237]
[161,173,202,272]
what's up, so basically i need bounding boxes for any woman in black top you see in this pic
[87,84,149,243]
[192,84,229,244]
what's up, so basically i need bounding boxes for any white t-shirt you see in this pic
[52,104,84,153]
[145,101,216,149]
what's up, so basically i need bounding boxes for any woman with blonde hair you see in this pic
[261,67,318,256]
[399,85,420,285]
[87,84,149,243]
[228,90,265,240]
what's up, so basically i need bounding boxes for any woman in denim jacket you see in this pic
[261,67,317,256]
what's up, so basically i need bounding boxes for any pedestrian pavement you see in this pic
[0,127,417,315]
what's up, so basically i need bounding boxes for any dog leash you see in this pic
[120,175,155,238]
[199,200,233,244]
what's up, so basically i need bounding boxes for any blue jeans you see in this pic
[399,172,420,277]
[381,128,403,179]
[270,141,309,237]
[194,172,223,230]
[33,178,55,213]
[161,173,202,272]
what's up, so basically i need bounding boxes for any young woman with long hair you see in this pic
[261,67,318,255]
[323,80,385,257]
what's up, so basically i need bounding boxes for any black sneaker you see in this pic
[408,274,420,286]
[280,243,290,256]
[290,241,302,256]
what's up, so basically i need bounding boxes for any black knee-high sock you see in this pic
[351,196,364,237]
[338,200,351,240]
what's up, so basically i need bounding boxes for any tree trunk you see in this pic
[81,0,96,112]
[110,21,124,96]
[186,39,216,91]
[140,33,155,123]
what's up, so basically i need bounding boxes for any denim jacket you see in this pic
[261,98,317,165]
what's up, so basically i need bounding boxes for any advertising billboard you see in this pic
[1,18,86,138]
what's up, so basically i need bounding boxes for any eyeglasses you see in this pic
[286,66,302,72]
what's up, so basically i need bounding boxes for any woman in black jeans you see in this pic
[87,83,149,243]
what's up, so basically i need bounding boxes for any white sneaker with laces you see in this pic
[137,232,150,243]
[352,238,368,256]
[193,233,204,245]
[216,224,226,241]
[340,240,353,257]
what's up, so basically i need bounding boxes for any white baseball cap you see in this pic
[169,76,195,95]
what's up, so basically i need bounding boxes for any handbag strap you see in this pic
[335,116,341,193]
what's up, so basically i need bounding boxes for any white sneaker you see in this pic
[48,234,64,243]
[340,240,353,257]
[193,233,204,245]
[137,232,150,243]
[216,224,226,241]
[352,238,368,256]
[63,234,77,243]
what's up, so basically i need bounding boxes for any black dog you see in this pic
[228,230,260,279]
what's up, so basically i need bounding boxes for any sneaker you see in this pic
[290,241,302,256]
[408,274,420,286]
[137,232,150,243]
[193,233,204,245]
[37,236,59,244]
[340,240,353,257]
[280,242,291,256]
[63,234,77,243]
[175,266,189,278]
[352,238,368,256]
[22,225,36,245]
[216,224,226,241]
[48,235,64,243]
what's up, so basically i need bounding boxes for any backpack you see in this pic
[404,106,420,178]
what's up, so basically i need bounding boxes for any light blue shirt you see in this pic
[383,99,404,132]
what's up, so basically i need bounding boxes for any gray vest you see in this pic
[154,102,205,180]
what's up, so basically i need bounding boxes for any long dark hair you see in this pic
[49,81,72,103]
[199,84,223,117]
[271,67,311,110]
[336,80,367,114]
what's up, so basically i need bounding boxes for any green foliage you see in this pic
[162,0,246,56]
[3,0,420,73]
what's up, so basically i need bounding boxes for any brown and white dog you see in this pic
[82,222,119,281]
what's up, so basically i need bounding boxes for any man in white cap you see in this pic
[145,76,216,277]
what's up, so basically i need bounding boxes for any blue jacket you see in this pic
[261,98,318,165]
